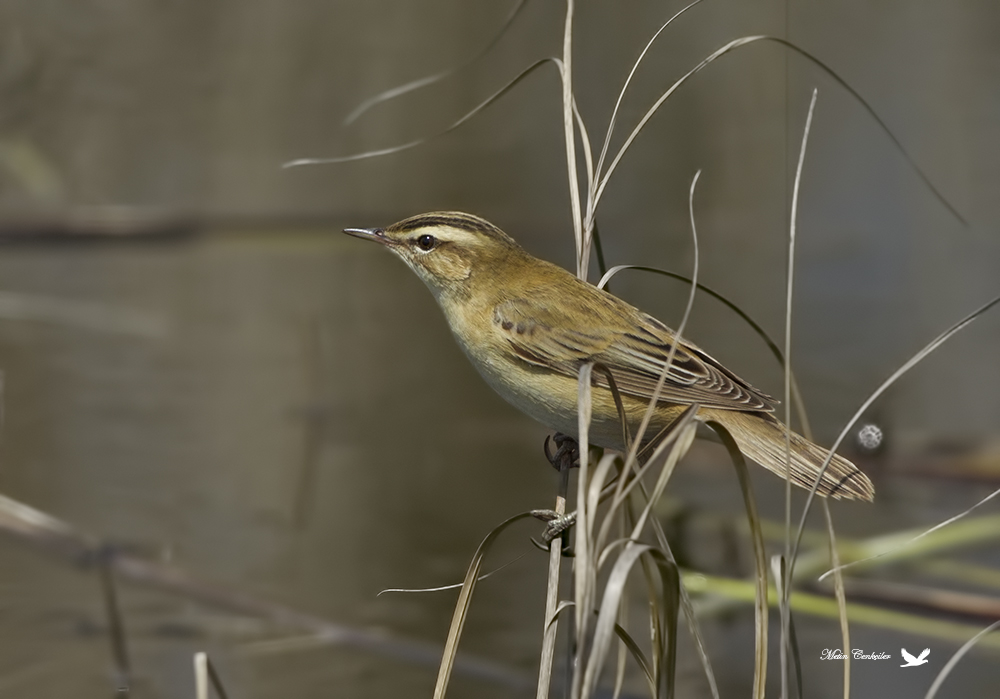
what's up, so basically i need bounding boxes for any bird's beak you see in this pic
[343,227,390,246]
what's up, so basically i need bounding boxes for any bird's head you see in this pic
[344,212,524,299]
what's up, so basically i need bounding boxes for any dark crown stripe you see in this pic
[389,211,518,246]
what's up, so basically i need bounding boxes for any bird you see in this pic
[900,648,930,667]
[344,211,874,502]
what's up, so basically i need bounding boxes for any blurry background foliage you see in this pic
[1,0,998,446]
[0,1,999,698]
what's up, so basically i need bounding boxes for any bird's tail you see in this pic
[703,409,875,501]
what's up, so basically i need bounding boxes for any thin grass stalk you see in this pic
[194,652,209,699]
[574,405,694,697]
[596,36,765,208]
[821,501,851,699]
[619,170,702,472]
[791,293,1000,576]
[592,364,633,453]
[596,264,814,439]
[612,621,655,695]
[98,558,131,696]
[193,652,231,699]
[818,486,1000,582]
[537,464,572,699]
[647,551,683,698]
[709,423,769,699]
[593,37,962,224]
[782,87,818,699]
[573,100,595,227]
[600,405,718,699]
[316,20,963,227]
[323,2,964,227]
[285,58,565,167]
[611,505,634,699]
[614,447,721,699]
[795,513,1000,584]
[560,0,585,276]
[342,0,530,125]
[433,512,535,699]
[626,422,697,543]
[571,363,596,699]
[595,407,697,556]
[588,454,626,553]
[0,495,529,690]
[580,544,678,699]
[924,620,1000,699]
[586,0,705,234]
[625,427,695,698]
[636,552,665,690]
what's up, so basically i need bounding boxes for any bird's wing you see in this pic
[901,649,916,662]
[494,295,775,412]
[917,649,930,661]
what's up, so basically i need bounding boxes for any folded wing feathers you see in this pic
[495,299,775,412]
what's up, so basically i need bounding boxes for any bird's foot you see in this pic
[530,509,577,556]
[544,433,580,472]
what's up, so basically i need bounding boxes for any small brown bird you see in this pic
[345,212,874,501]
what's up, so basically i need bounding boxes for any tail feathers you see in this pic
[705,410,875,502]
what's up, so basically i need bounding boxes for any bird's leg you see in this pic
[543,432,580,471]
[535,434,625,552]
[534,433,582,555]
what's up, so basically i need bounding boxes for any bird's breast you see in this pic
[440,299,663,450]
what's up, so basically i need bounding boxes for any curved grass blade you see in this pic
[591,219,609,280]
[573,98,595,223]
[621,170,702,465]
[784,89,817,511]
[792,292,1000,577]
[538,474,571,699]
[542,598,657,696]
[572,361,597,696]
[284,58,561,167]
[612,622,655,695]
[378,554,526,595]
[787,611,804,699]
[596,406,699,557]
[593,363,632,453]
[590,0,705,220]
[924,620,1000,699]
[596,174,719,697]
[193,652,230,699]
[781,88,818,699]
[581,544,679,699]
[433,511,536,699]
[343,0,530,125]
[817,487,1000,583]
[596,264,813,436]
[652,522,721,699]
[594,36,966,226]
[822,501,851,699]
[593,432,719,699]
[626,420,697,543]
[560,0,585,277]
[707,421,769,699]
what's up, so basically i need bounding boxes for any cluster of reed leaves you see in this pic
[288,1,1000,698]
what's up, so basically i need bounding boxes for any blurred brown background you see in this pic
[1,1,999,697]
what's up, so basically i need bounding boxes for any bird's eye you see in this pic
[415,234,437,251]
